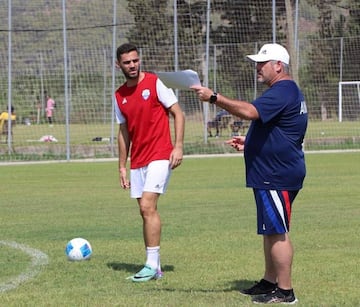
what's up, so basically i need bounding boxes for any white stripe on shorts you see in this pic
[270,190,288,233]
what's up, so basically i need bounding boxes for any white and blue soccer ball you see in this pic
[65,238,92,261]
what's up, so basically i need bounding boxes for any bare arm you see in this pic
[191,85,259,120]
[118,124,130,189]
[168,102,185,169]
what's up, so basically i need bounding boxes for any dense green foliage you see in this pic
[0,1,359,123]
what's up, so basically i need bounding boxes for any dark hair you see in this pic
[116,43,138,61]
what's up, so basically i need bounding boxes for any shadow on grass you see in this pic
[106,263,255,293]
[106,262,174,274]
[229,279,257,291]
[144,279,256,293]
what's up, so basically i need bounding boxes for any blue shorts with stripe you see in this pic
[253,189,299,235]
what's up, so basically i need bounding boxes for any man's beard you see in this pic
[123,68,140,80]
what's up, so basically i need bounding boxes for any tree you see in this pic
[342,2,360,82]
[305,0,342,119]
[175,0,204,71]
[126,0,206,113]
[127,0,173,70]
[208,1,274,101]
[347,2,360,35]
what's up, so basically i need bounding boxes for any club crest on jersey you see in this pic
[142,89,150,100]
[122,98,127,104]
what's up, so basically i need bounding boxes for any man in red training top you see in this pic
[114,43,185,282]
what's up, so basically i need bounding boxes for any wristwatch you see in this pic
[209,92,218,104]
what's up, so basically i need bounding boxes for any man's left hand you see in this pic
[169,147,183,169]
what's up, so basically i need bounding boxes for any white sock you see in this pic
[158,257,161,272]
[145,246,160,270]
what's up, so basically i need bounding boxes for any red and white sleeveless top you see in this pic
[115,72,178,169]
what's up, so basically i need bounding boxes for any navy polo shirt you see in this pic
[244,80,308,190]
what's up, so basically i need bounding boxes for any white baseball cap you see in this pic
[246,43,290,64]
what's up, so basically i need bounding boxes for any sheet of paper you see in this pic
[156,69,201,90]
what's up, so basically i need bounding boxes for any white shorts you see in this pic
[130,160,172,198]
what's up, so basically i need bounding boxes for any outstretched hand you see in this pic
[191,85,213,102]
[226,136,246,152]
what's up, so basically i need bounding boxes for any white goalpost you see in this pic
[338,81,360,122]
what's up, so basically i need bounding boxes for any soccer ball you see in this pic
[65,238,92,261]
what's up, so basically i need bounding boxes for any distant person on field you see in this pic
[114,43,185,282]
[207,109,229,137]
[0,105,16,142]
[46,95,56,125]
[192,43,308,304]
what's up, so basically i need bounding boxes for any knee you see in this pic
[139,203,157,218]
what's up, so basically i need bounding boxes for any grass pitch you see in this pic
[0,152,359,306]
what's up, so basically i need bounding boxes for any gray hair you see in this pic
[270,60,290,74]
[282,63,290,74]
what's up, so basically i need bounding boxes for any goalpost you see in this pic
[338,81,360,122]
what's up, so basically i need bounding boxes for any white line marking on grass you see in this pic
[0,241,49,293]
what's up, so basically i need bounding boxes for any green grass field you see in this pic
[0,152,359,306]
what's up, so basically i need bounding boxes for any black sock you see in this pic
[261,279,276,288]
[278,288,293,296]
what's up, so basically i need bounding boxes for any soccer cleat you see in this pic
[252,288,298,304]
[240,279,277,296]
[131,265,158,282]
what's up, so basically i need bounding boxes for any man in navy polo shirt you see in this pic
[192,43,307,304]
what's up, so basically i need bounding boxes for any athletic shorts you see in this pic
[253,189,299,235]
[130,160,171,198]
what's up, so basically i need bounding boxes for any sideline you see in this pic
[0,241,49,293]
[0,149,359,166]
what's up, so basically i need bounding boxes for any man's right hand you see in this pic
[119,167,130,189]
